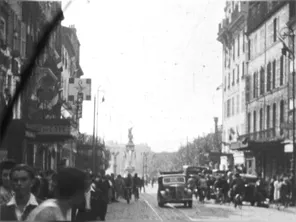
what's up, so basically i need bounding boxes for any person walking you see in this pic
[96,172,110,221]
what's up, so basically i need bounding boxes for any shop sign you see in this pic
[39,125,70,135]
[25,130,36,138]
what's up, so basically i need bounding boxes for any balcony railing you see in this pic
[238,128,276,142]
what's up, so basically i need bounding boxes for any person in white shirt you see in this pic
[0,164,40,221]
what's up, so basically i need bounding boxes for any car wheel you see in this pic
[184,202,187,207]
[157,195,164,207]
[250,201,255,206]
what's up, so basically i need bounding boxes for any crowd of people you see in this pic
[0,159,147,221]
[189,169,294,209]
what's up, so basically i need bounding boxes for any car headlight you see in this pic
[165,188,170,193]
[184,188,188,192]
[160,191,166,196]
[194,189,198,193]
[187,189,192,194]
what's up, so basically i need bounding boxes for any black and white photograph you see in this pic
[0,0,296,221]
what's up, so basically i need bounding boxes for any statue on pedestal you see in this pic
[124,127,136,174]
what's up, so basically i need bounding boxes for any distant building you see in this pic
[217,1,249,170]
[105,140,152,177]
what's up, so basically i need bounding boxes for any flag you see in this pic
[236,126,240,138]
[102,97,105,102]
[230,128,235,135]
[54,49,63,69]
[216,83,223,91]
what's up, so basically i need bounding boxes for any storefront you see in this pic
[234,140,290,179]
[26,119,78,170]
[0,119,36,163]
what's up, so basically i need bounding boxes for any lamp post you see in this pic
[92,86,105,175]
[279,26,296,202]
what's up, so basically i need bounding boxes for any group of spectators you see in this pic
[189,170,294,208]
[0,159,114,221]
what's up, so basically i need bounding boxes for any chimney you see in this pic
[214,117,218,134]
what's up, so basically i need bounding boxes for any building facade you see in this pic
[217,1,249,170]
[238,1,294,179]
[0,1,84,170]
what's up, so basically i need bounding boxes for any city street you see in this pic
[106,185,296,222]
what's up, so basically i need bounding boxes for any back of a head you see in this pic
[56,167,86,200]
[0,159,17,172]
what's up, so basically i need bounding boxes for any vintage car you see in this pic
[240,173,258,206]
[157,172,193,208]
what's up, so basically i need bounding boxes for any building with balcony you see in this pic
[217,1,249,170]
[238,1,291,179]
[0,1,83,171]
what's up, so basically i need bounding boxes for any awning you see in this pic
[232,140,284,152]
[230,141,249,150]
[26,119,78,142]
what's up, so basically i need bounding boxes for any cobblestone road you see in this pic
[106,185,296,221]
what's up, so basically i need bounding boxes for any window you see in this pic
[233,40,235,60]
[260,68,265,95]
[273,18,277,42]
[280,55,284,85]
[7,75,12,90]
[20,22,26,58]
[280,100,284,134]
[242,31,245,53]
[227,99,231,117]
[224,102,227,118]
[253,72,257,99]
[236,94,239,114]
[272,60,276,89]
[241,91,245,112]
[237,34,240,57]
[253,34,257,57]
[273,103,277,128]
[228,73,230,88]
[267,62,271,92]
[232,69,235,86]
[267,105,270,129]
[232,97,235,116]
[237,65,240,83]
[0,17,6,42]
[253,110,257,132]
[248,112,251,133]
[259,108,263,131]
[242,62,245,79]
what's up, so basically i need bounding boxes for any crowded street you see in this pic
[107,184,296,222]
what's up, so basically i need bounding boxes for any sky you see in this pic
[62,0,225,152]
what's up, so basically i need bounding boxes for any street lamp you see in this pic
[279,26,296,201]
[92,86,105,175]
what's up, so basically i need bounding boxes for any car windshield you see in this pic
[163,176,185,184]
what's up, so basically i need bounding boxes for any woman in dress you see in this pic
[273,176,282,209]
[26,167,87,221]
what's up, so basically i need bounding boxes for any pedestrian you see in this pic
[115,175,124,199]
[110,173,118,202]
[96,172,110,221]
[0,159,17,205]
[26,167,86,221]
[74,172,100,221]
[269,176,276,203]
[0,164,41,221]
[273,176,282,209]
[280,178,291,208]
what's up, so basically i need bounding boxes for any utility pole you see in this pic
[186,136,189,165]
[92,95,96,174]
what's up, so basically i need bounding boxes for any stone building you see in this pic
[0,1,83,170]
[239,1,293,179]
[217,1,249,170]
